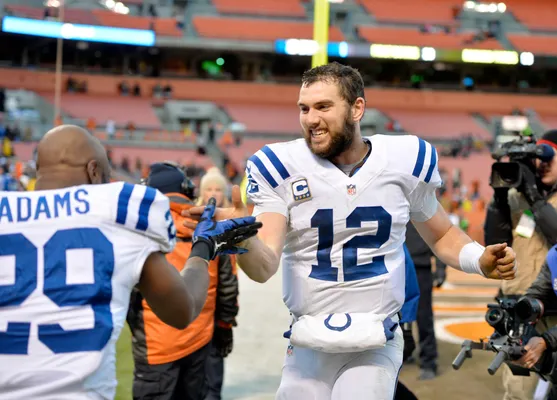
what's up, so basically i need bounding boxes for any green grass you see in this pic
[115,326,134,400]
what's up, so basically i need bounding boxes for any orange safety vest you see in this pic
[127,193,219,365]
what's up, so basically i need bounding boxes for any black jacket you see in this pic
[525,261,557,351]
[405,222,446,269]
[484,189,557,247]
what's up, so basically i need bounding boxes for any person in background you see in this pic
[405,222,447,380]
[128,162,236,400]
[196,169,239,400]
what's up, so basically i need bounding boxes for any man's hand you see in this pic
[213,325,234,358]
[432,267,446,288]
[515,337,547,369]
[192,197,262,259]
[479,243,516,280]
[183,185,249,225]
[518,164,544,206]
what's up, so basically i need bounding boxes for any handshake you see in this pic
[189,197,262,260]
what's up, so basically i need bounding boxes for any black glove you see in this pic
[192,198,262,260]
[432,267,446,288]
[493,187,510,207]
[402,323,416,362]
[213,325,233,358]
[518,164,544,206]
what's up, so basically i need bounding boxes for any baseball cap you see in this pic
[144,162,188,195]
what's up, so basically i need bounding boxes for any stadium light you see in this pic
[520,52,534,66]
[421,47,437,62]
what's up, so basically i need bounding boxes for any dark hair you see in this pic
[301,62,365,105]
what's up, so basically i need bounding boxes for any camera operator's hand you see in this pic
[479,243,516,280]
[516,337,547,369]
[518,164,544,206]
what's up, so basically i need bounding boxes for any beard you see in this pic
[304,111,355,160]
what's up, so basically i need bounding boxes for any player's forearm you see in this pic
[181,257,210,321]
[427,224,474,272]
[237,236,280,283]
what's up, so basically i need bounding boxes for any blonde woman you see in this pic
[197,169,237,400]
[196,168,231,208]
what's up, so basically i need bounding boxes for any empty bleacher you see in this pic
[507,33,557,56]
[357,0,459,24]
[211,0,306,18]
[219,103,300,134]
[357,26,502,50]
[382,110,492,140]
[40,93,162,128]
[192,16,345,42]
[505,0,557,31]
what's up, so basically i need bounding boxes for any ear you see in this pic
[86,160,101,184]
[351,97,366,122]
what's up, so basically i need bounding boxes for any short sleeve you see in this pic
[113,182,176,253]
[245,156,288,219]
[408,139,443,222]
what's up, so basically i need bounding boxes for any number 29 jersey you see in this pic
[246,134,442,319]
[0,182,176,400]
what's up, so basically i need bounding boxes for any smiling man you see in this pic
[185,62,517,400]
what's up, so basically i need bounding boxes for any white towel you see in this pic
[289,312,398,354]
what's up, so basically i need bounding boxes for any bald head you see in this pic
[35,125,111,190]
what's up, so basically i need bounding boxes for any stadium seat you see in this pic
[212,0,306,18]
[507,33,557,56]
[357,0,459,24]
[504,0,557,31]
[5,5,99,25]
[192,16,345,42]
[357,26,503,50]
[220,102,300,134]
[382,110,492,140]
[40,93,162,128]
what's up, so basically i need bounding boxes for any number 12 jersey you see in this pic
[246,134,442,319]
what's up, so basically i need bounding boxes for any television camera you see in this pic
[490,117,554,189]
[452,297,557,379]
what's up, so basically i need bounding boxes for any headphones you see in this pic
[141,161,196,199]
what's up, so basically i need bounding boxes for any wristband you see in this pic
[190,239,214,261]
[459,241,486,277]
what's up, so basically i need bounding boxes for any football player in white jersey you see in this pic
[184,63,516,400]
[0,125,262,400]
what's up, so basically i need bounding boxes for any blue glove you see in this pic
[192,198,262,259]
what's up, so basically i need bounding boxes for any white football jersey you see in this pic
[246,135,441,319]
[0,182,176,400]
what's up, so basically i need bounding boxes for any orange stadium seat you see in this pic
[4,69,557,116]
[192,16,345,42]
[5,5,99,25]
[92,11,182,36]
[358,0,460,24]
[382,110,492,140]
[220,102,300,134]
[358,26,502,50]
[504,0,557,31]
[438,153,494,200]
[507,33,557,56]
[92,10,151,29]
[212,0,306,18]
[225,138,285,170]
[40,93,162,128]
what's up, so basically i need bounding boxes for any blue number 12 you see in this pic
[310,206,392,282]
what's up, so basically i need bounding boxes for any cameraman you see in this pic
[485,130,557,400]
[513,247,557,399]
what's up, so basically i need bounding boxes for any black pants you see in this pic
[205,342,225,400]
[133,343,210,400]
[416,266,438,371]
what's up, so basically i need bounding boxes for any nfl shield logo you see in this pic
[347,184,356,196]
[286,344,294,356]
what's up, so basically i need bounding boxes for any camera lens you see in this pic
[486,308,504,326]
